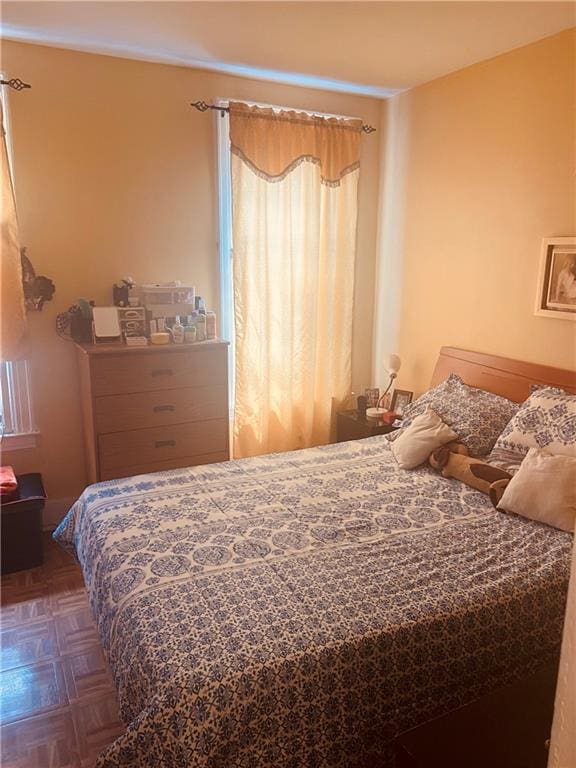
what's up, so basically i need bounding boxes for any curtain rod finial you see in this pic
[1,78,31,91]
[191,100,228,119]
[191,100,210,112]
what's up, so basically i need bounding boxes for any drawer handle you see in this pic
[151,368,173,377]
[153,404,175,413]
[154,439,176,449]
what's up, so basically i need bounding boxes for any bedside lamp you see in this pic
[366,354,401,418]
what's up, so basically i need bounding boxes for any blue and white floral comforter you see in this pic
[54,436,572,768]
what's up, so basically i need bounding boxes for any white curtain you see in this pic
[230,103,361,457]
[1,100,26,360]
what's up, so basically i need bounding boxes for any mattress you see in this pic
[54,436,572,767]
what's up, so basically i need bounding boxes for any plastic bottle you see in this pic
[171,317,184,344]
[196,314,206,341]
[205,311,216,340]
[184,326,197,344]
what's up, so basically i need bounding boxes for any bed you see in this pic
[54,347,576,768]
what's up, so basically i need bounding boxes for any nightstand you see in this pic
[1,473,46,574]
[336,409,399,442]
[394,662,557,768]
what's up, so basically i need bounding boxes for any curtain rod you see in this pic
[0,78,31,91]
[191,100,376,134]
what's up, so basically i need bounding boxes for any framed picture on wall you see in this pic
[535,237,576,321]
[390,389,413,417]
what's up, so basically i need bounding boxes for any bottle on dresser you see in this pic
[171,317,185,344]
[205,311,216,340]
[196,313,206,341]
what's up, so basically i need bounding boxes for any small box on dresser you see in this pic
[76,341,230,482]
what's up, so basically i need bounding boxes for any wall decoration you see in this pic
[21,248,55,311]
[534,237,576,321]
[391,389,413,417]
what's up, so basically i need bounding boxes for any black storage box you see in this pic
[1,473,46,574]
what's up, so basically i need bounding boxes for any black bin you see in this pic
[1,473,46,574]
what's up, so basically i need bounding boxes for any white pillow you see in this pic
[391,407,458,470]
[498,448,576,532]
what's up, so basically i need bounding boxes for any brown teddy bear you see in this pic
[429,442,511,506]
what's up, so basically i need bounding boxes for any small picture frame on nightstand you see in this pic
[390,389,413,417]
[364,387,380,408]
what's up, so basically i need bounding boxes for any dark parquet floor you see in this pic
[1,533,125,767]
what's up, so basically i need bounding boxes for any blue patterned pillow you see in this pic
[388,374,520,457]
[488,387,576,473]
[529,383,570,395]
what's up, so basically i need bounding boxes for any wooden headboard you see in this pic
[430,347,576,402]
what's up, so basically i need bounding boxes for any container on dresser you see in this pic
[76,341,230,483]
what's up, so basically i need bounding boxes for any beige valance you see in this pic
[229,102,362,186]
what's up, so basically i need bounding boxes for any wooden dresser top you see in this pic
[75,340,229,357]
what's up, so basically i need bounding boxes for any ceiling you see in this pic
[1,2,575,97]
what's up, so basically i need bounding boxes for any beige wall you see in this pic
[1,41,382,513]
[374,28,576,395]
[5,29,574,515]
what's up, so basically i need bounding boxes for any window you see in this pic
[0,360,37,447]
[215,98,355,413]
[217,99,361,457]
[0,78,37,449]
[216,103,234,411]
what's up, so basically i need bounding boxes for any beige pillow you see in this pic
[391,407,458,470]
[498,448,576,532]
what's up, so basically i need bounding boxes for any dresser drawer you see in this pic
[98,419,228,473]
[94,385,227,433]
[99,451,230,481]
[90,348,226,396]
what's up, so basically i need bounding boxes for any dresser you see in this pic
[76,341,230,482]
